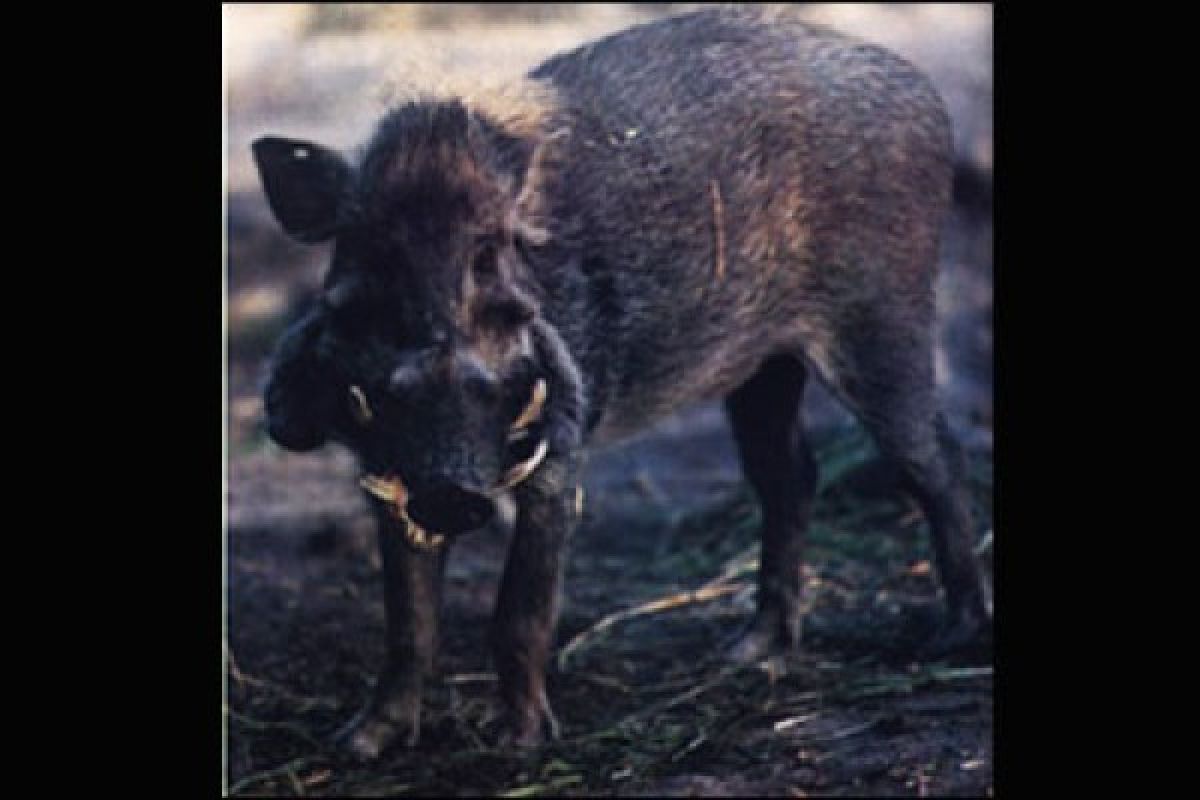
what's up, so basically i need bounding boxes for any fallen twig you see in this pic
[287,768,306,796]
[670,731,710,762]
[646,663,745,715]
[929,666,993,681]
[632,470,670,506]
[557,583,746,669]
[500,774,584,797]
[773,712,819,733]
[578,672,634,694]
[301,769,331,788]
[710,543,761,585]
[812,717,880,742]
[227,646,340,711]
[228,756,313,795]
[842,665,993,699]
[557,539,761,671]
[444,672,498,685]
[226,708,324,747]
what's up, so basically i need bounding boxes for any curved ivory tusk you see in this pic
[493,438,549,493]
[403,516,445,550]
[359,474,405,506]
[360,475,445,550]
[348,385,373,425]
[510,378,547,433]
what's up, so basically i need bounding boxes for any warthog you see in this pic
[251,6,992,759]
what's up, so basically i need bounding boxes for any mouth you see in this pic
[358,474,446,551]
[359,379,551,552]
[359,439,550,552]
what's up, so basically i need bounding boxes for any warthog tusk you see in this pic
[402,518,445,550]
[358,428,551,550]
[348,385,373,425]
[358,474,444,551]
[359,474,403,505]
[493,438,549,492]
[510,378,547,433]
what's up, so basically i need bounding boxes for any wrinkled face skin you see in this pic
[255,101,548,541]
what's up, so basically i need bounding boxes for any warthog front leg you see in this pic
[490,456,579,746]
[333,508,448,760]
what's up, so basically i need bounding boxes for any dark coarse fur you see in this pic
[526,9,955,441]
[252,6,992,760]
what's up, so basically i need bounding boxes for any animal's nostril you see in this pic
[406,484,496,536]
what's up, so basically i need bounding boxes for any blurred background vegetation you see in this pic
[303,3,638,32]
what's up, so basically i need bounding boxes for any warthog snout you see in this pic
[405,484,496,536]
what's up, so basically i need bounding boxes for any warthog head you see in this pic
[253,99,556,548]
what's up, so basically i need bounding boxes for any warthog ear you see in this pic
[251,136,352,243]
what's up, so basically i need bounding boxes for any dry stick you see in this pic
[652,674,780,776]
[711,544,760,584]
[554,545,766,748]
[557,583,746,669]
[578,672,634,694]
[500,775,584,798]
[228,756,313,795]
[843,665,994,700]
[444,672,498,685]
[301,769,332,788]
[632,470,670,507]
[670,731,710,762]
[711,179,726,283]
[773,712,819,733]
[286,767,306,797]
[227,640,340,711]
[228,664,340,711]
[558,544,760,670]
[811,717,881,742]
[227,708,324,747]
[649,662,744,714]
[931,666,993,680]
[571,661,753,749]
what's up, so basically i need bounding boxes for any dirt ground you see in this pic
[224,5,993,796]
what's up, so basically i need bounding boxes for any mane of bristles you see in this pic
[375,70,562,140]
[370,71,566,246]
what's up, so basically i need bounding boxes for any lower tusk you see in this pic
[360,474,445,551]
[360,474,404,505]
[402,515,445,551]
[493,438,549,492]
